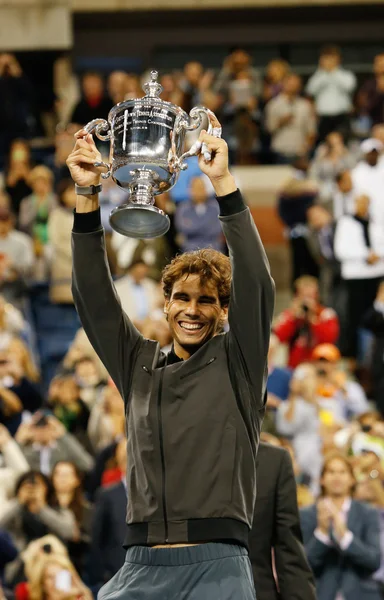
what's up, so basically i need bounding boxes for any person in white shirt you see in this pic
[306,45,356,143]
[334,194,384,357]
[352,138,384,227]
[300,452,381,600]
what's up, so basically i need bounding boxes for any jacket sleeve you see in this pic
[60,433,94,472]
[300,506,334,573]
[37,507,77,540]
[72,211,142,399]
[274,450,317,600]
[339,506,381,573]
[310,309,339,343]
[220,192,275,409]
[273,310,298,343]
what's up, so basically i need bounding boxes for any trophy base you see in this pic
[109,204,170,239]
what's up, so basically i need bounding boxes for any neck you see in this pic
[327,494,349,509]
[173,341,193,360]
[56,491,73,507]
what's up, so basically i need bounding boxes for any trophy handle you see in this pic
[84,118,112,142]
[174,107,220,168]
[84,119,112,179]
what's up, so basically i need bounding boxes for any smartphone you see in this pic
[55,570,72,592]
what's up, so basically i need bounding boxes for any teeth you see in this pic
[180,322,203,330]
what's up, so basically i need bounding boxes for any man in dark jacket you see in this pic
[67,111,275,599]
[250,443,316,600]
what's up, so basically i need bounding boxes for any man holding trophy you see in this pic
[67,71,275,599]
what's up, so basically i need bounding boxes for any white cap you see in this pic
[360,138,383,154]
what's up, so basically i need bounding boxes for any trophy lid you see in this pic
[143,70,163,98]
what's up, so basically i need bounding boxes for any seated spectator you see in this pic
[24,552,92,600]
[0,296,29,341]
[0,424,29,506]
[175,176,224,253]
[87,381,125,452]
[140,314,172,352]
[214,48,262,104]
[62,327,108,383]
[159,73,184,106]
[277,159,319,285]
[266,73,316,164]
[107,70,130,105]
[310,131,355,206]
[351,89,373,141]
[306,45,356,142]
[352,139,384,227]
[111,231,171,282]
[70,72,113,127]
[334,194,384,359]
[276,363,322,488]
[0,207,34,307]
[0,54,33,170]
[51,461,93,574]
[4,140,32,218]
[362,281,384,414]
[359,53,384,126]
[73,356,105,409]
[262,58,290,104]
[0,471,76,555]
[266,333,292,405]
[88,439,127,587]
[179,61,214,113]
[312,344,369,423]
[114,259,160,330]
[300,452,381,600]
[6,337,40,384]
[274,275,339,368]
[15,413,93,475]
[48,376,89,441]
[47,180,77,305]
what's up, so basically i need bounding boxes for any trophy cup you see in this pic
[84,70,215,239]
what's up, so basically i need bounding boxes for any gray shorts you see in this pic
[98,543,256,600]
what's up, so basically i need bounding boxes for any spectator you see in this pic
[312,343,369,423]
[274,275,339,368]
[359,53,384,126]
[48,376,89,441]
[179,61,214,112]
[266,333,292,405]
[15,414,94,475]
[277,158,319,284]
[51,461,92,574]
[89,439,127,587]
[0,206,34,307]
[0,424,29,506]
[250,442,316,600]
[0,529,17,587]
[334,194,384,358]
[310,131,356,206]
[351,89,373,141]
[276,363,322,488]
[214,48,262,102]
[47,180,76,305]
[73,356,105,409]
[0,471,76,553]
[300,452,382,600]
[351,139,384,228]
[307,204,340,309]
[5,140,32,218]
[70,72,113,127]
[26,553,92,600]
[362,282,384,414]
[332,170,356,220]
[114,259,160,329]
[107,71,129,105]
[111,231,171,282]
[19,166,56,272]
[87,382,125,452]
[159,73,183,106]
[175,176,224,253]
[266,73,316,164]
[306,45,356,142]
[0,55,33,170]
[124,73,143,100]
[262,59,290,104]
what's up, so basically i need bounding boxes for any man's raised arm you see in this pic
[198,121,275,409]
[67,130,141,400]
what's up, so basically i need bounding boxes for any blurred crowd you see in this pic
[0,45,384,600]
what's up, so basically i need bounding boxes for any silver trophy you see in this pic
[84,70,215,238]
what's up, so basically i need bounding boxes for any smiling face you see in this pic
[164,274,228,359]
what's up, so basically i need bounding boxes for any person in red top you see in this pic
[274,275,339,368]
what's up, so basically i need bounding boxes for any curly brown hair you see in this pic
[162,249,231,307]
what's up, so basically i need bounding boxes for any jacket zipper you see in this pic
[180,357,216,379]
[157,367,168,542]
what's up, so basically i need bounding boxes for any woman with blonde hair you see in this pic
[26,553,91,600]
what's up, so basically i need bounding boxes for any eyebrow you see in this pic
[172,292,217,302]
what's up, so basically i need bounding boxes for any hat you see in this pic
[312,343,341,362]
[360,138,383,154]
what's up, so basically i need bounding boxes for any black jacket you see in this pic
[71,189,275,549]
[250,443,316,600]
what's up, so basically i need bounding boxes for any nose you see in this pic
[184,300,200,318]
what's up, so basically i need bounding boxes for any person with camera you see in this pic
[274,275,339,368]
